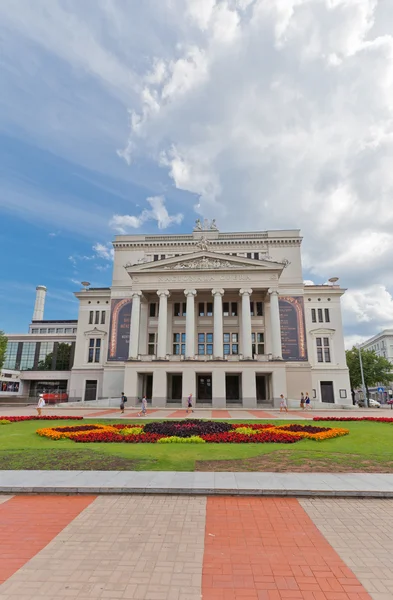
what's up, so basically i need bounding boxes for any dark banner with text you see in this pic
[279,296,308,361]
[108,298,132,361]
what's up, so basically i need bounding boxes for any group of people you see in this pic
[279,392,311,412]
[120,393,194,415]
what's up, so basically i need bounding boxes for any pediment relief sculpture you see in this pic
[164,257,243,271]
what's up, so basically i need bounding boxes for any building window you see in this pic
[198,302,205,317]
[56,328,64,334]
[88,338,101,363]
[39,328,47,334]
[252,333,265,355]
[339,389,347,399]
[148,333,156,355]
[101,311,106,325]
[250,302,263,317]
[223,302,230,317]
[206,302,213,317]
[316,337,331,363]
[95,311,100,325]
[20,342,36,371]
[311,308,316,323]
[174,303,186,317]
[247,252,252,258]
[149,303,157,317]
[153,255,159,261]
[160,254,165,260]
[3,342,19,370]
[198,333,213,355]
[324,308,330,322]
[73,328,77,333]
[31,328,39,334]
[89,311,93,325]
[231,302,238,317]
[37,342,54,369]
[317,308,323,323]
[223,333,238,355]
[173,333,186,355]
[64,328,73,334]
[48,328,55,334]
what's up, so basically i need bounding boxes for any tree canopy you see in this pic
[346,347,393,391]
[0,331,7,370]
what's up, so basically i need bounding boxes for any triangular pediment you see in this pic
[125,250,286,274]
[84,327,107,337]
[309,328,335,335]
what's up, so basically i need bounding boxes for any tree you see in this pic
[37,343,72,371]
[346,347,393,396]
[0,331,7,370]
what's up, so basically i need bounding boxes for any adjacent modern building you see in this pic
[2,223,351,407]
[360,330,393,363]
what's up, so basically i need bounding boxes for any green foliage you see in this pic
[346,347,393,389]
[37,343,72,371]
[0,419,11,425]
[0,330,7,370]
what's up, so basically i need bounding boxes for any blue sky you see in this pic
[2,0,393,344]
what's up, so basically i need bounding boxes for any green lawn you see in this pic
[1,419,392,472]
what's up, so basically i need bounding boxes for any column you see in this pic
[157,290,170,359]
[268,288,282,359]
[212,289,224,359]
[239,289,253,359]
[184,290,197,359]
[128,291,142,359]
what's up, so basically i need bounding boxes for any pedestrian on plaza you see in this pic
[279,394,288,413]
[186,393,194,414]
[300,392,305,410]
[305,392,311,410]
[138,395,148,417]
[120,392,127,414]
[36,394,45,417]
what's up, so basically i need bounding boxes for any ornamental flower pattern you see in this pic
[36,420,349,444]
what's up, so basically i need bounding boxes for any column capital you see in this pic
[239,288,253,297]
[212,288,225,297]
[130,291,142,299]
[184,289,197,298]
[157,290,170,298]
[268,288,279,296]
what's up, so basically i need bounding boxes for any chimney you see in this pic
[33,285,47,321]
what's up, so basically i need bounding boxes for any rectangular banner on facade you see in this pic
[279,296,308,361]
[107,298,132,361]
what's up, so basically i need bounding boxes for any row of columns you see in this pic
[128,288,282,360]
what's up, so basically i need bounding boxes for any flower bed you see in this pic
[0,416,83,422]
[36,419,349,444]
[313,417,393,423]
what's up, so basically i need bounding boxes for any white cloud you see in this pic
[93,243,114,261]
[110,196,183,233]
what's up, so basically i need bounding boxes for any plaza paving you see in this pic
[1,494,393,599]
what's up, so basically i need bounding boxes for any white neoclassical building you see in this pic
[67,222,351,407]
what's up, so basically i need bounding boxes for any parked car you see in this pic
[42,392,68,405]
[357,398,381,408]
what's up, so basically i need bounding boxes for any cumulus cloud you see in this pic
[93,243,114,261]
[110,195,183,233]
[116,0,393,342]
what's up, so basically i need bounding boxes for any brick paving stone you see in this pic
[0,495,206,599]
[202,497,372,600]
[0,495,95,586]
[300,498,393,600]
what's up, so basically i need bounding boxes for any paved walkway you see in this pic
[2,494,393,599]
[1,406,390,421]
[2,471,393,497]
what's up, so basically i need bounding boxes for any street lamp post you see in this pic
[358,345,368,408]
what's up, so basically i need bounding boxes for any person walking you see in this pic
[120,392,127,414]
[305,392,311,410]
[36,394,45,417]
[186,393,194,414]
[279,394,288,413]
[300,392,305,410]
[138,395,148,417]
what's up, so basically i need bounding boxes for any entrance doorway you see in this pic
[197,374,212,404]
[138,374,153,403]
[84,380,97,401]
[167,373,182,403]
[321,381,334,403]
[256,375,267,404]
[225,374,242,404]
